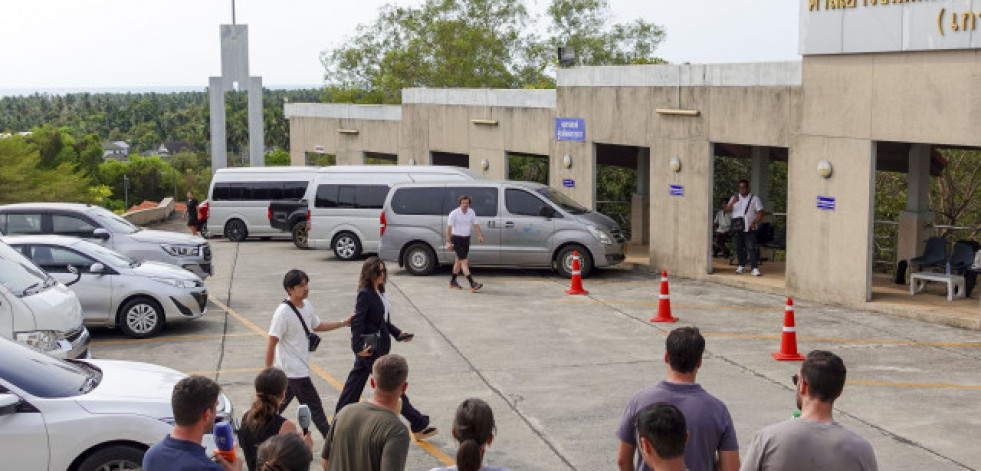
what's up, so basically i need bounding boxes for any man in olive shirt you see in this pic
[322,354,411,471]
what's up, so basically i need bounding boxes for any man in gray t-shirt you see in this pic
[740,351,877,471]
[616,327,740,471]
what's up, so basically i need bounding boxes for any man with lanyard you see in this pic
[446,195,484,291]
[725,180,765,276]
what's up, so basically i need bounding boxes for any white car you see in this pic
[0,337,234,471]
[5,235,208,338]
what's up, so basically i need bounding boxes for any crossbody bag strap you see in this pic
[284,300,313,337]
[742,194,754,218]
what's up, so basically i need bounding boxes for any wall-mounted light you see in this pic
[817,160,833,178]
[408,158,416,166]
[655,108,700,117]
[669,157,682,173]
[338,129,359,135]
[562,154,573,169]
[481,159,489,171]
[558,46,576,68]
[471,119,498,126]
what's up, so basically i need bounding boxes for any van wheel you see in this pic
[75,444,145,471]
[119,297,165,339]
[404,243,436,276]
[333,232,362,261]
[224,219,248,242]
[292,223,310,249]
[556,245,593,279]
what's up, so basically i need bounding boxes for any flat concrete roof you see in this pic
[557,61,802,87]
[402,88,556,109]
[284,103,403,121]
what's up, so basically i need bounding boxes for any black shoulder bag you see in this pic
[284,300,321,352]
[730,194,754,233]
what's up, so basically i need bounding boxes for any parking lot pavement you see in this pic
[89,224,981,470]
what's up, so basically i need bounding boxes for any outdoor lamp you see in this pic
[558,46,576,68]
[818,160,832,178]
[408,158,416,165]
[669,157,682,172]
[563,155,573,169]
[481,159,489,171]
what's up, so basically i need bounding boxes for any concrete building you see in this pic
[285,3,981,328]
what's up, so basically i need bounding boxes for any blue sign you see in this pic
[555,118,586,141]
[562,179,575,188]
[817,196,836,210]
[669,185,684,196]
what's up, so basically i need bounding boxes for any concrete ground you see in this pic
[89,218,981,470]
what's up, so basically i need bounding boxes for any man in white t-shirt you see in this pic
[265,269,352,437]
[446,195,485,291]
[725,180,765,276]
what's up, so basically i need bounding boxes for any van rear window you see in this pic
[391,188,445,215]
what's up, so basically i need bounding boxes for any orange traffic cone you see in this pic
[565,250,589,295]
[650,270,678,323]
[772,297,805,361]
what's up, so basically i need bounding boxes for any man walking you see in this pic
[725,180,764,276]
[740,351,878,471]
[616,327,740,471]
[635,403,689,471]
[266,269,352,438]
[446,194,484,291]
[322,354,412,471]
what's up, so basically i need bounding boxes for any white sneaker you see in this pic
[752,268,761,276]
[736,266,745,274]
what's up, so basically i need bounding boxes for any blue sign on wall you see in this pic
[555,118,586,141]
[817,196,836,210]
[669,185,684,196]
[562,179,575,188]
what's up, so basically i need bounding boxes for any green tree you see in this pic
[0,136,92,204]
[265,149,291,166]
[548,0,666,66]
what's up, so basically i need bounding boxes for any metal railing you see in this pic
[595,200,632,240]
[873,220,898,272]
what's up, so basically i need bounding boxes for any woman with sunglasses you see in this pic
[334,256,438,440]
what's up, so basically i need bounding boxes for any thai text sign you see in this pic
[555,118,585,141]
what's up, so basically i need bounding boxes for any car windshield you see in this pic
[88,207,140,234]
[534,187,589,215]
[73,239,137,268]
[0,242,52,298]
[0,338,99,398]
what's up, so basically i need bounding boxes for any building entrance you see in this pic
[593,143,650,266]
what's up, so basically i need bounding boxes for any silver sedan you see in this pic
[3,235,208,338]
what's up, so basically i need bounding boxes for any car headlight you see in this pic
[586,225,613,245]
[161,244,200,257]
[151,277,197,289]
[16,330,60,351]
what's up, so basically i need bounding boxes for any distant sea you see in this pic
[0,84,322,98]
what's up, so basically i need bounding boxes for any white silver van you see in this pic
[305,166,478,260]
[208,167,317,241]
[0,240,90,359]
[379,181,626,277]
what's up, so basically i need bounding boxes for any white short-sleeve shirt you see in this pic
[268,300,322,379]
[731,194,764,232]
[447,207,479,237]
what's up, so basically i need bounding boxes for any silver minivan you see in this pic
[379,181,625,277]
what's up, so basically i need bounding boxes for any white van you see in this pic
[208,167,318,241]
[0,240,90,359]
[306,166,478,260]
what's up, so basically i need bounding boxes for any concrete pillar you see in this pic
[247,76,265,167]
[751,147,772,212]
[896,144,935,263]
[209,77,226,173]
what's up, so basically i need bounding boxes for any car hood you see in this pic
[76,360,185,417]
[575,211,620,232]
[131,229,205,246]
[130,261,203,283]
[21,283,83,331]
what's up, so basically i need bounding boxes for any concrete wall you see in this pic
[123,198,175,226]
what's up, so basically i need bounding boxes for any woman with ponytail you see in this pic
[256,433,312,471]
[431,398,509,471]
[238,368,313,471]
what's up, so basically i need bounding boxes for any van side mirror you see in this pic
[539,206,556,218]
[92,228,110,240]
[0,393,21,416]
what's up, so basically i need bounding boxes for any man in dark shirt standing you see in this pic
[143,375,241,471]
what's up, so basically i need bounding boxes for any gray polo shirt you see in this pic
[740,418,877,471]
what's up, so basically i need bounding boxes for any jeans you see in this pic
[336,356,430,433]
[280,376,330,437]
[734,229,759,269]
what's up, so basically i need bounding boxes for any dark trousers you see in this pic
[734,229,759,269]
[335,356,430,433]
[280,376,330,437]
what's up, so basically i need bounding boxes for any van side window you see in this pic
[357,185,390,209]
[505,189,548,217]
[391,188,445,215]
[5,214,43,235]
[444,187,498,217]
[284,181,308,200]
[315,185,339,208]
[214,181,308,201]
[317,184,390,209]
[52,215,98,237]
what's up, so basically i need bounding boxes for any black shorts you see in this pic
[451,235,471,260]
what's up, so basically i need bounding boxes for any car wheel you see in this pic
[556,245,593,279]
[404,243,436,276]
[198,220,210,239]
[75,444,145,471]
[292,223,310,249]
[332,232,362,261]
[224,219,248,242]
[119,297,165,339]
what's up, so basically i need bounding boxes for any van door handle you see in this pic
[504,221,515,228]
[488,221,496,228]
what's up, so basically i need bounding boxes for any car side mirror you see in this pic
[90,263,105,274]
[0,393,21,416]
[92,228,110,240]
[539,206,556,218]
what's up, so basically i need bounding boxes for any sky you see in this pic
[0,0,800,91]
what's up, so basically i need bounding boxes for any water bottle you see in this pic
[946,261,951,275]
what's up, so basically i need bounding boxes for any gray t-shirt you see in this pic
[617,381,738,471]
[740,418,877,471]
[322,402,410,471]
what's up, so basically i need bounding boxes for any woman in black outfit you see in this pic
[238,368,313,470]
[334,256,438,440]
[185,191,200,236]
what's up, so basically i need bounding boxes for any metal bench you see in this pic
[909,272,966,301]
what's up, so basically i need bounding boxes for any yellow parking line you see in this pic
[553,299,783,311]
[847,380,981,390]
[92,332,259,346]
[208,295,454,465]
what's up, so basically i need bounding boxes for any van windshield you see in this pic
[88,207,140,234]
[0,243,51,298]
[535,187,589,215]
